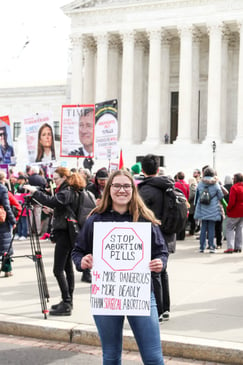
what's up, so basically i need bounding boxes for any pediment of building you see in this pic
[62,0,243,35]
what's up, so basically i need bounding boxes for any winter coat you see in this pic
[0,183,16,256]
[32,181,78,232]
[175,180,190,200]
[72,209,168,274]
[8,191,22,221]
[194,177,223,221]
[226,182,243,218]
[137,175,176,253]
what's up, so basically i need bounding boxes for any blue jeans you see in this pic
[17,216,28,238]
[93,292,164,365]
[200,220,215,250]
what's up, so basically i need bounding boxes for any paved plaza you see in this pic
[0,235,243,364]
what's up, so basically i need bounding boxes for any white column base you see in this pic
[233,137,243,145]
[142,138,161,146]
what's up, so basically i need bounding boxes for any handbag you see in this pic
[0,205,6,223]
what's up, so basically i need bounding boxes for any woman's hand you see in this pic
[23,185,37,194]
[42,206,53,215]
[149,258,163,273]
[81,254,93,270]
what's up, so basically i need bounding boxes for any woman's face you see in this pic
[40,127,52,148]
[110,175,133,211]
[53,173,66,188]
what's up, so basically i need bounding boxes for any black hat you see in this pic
[96,168,108,180]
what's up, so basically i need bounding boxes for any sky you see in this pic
[0,0,71,87]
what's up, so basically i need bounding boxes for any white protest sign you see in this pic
[91,222,151,316]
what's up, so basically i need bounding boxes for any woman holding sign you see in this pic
[72,170,168,365]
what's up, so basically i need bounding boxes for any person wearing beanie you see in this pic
[131,162,142,175]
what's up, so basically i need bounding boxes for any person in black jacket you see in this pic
[26,166,46,235]
[86,167,109,200]
[24,167,86,316]
[0,171,16,277]
[138,154,175,322]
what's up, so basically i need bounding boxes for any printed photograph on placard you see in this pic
[60,105,95,158]
[0,115,15,165]
[24,112,56,164]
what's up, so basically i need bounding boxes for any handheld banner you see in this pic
[0,115,15,165]
[95,99,118,160]
[61,105,95,158]
[23,112,56,164]
[91,222,151,316]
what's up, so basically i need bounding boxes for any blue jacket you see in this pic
[72,209,168,273]
[0,183,16,256]
[194,177,223,221]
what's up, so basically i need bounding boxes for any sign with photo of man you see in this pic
[60,105,95,158]
[0,115,15,165]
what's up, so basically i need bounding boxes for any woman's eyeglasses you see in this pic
[110,183,132,191]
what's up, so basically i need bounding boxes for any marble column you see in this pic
[204,23,223,143]
[108,34,121,102]
[144,28,161,145]
[176,25,193,143]
[120,31,135,144]
[95,33,108,103]
[83,36,96,105]
[191,30,200,142]
[160,31,171,143]
[234,21,243,144]
[221,28,230,142]
[70,35,83,104]
[134,33,146,143]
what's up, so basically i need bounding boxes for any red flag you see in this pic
[118,149,124,170]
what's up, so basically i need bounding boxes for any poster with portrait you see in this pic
[0,115,15,165]
[60,105,95,158]
[95,99,118,161]
[91,222,151,316]
[23,112,56,164]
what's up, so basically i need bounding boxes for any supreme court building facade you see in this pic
[1,0,243,177]
[63,0,243,177]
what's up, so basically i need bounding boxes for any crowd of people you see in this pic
[1,157,243,364]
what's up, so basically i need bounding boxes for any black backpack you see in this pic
[76,190,96,228]
[66,189,96,246]
[199,186,211,205]
[160,187,188,235]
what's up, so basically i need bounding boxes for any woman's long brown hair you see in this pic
[90,169,160,225]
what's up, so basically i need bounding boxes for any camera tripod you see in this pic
[8,197,50,319]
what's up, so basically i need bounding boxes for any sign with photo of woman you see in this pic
[0,115,15,165]
[23,112,56,164]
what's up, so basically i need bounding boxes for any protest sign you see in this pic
[61,105,95,158]
[0,115,15,165]
[95,99,118,160]
[23,112,55,164]
[91,222,151,316]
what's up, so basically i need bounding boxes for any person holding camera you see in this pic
[24,167,86,316]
